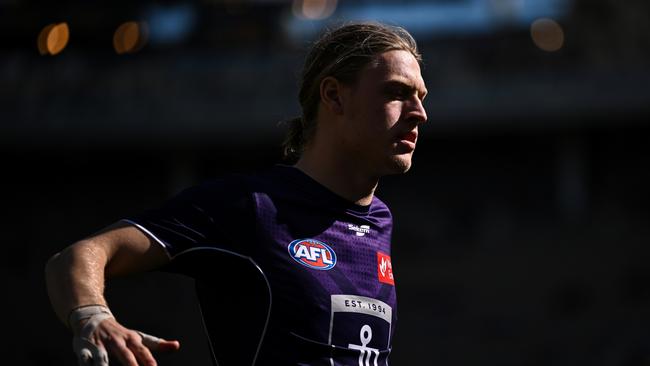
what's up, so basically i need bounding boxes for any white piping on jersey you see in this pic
[121,219,173,259]
[172,247,273,366]
[121,219,272,366]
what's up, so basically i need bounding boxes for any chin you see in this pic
[384,154,413,175]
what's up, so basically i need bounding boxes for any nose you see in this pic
[407,96,427,125]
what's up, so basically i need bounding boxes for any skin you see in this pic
[45,222,179,366]
[296,49,428,205]
[45,49,427,365]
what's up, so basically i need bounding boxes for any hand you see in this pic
[73,317,180,366]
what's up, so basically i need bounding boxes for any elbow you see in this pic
[44,243,85,282]
[44,250,67,286]
[45,240,111,280]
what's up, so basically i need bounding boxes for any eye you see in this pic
[395,89,409,100]
[386,87,409,101]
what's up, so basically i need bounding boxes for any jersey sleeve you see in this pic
[123,177,255,258]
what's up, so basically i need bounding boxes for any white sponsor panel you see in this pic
[330,295,392,324]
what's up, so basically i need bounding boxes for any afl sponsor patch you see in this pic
[288,238,337,270]
[377,252,394,285]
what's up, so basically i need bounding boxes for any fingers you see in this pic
[75,317,179,366]
[138,331,181,353]
[100,329,179,366]
[156,339,181,352]
[73,336,109,366]
[138,331,162,351]
[130,345,157,366]
[105,333,153,366]
[98,329,163,366]
[90,340,109,366]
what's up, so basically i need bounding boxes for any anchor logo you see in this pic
[348,325,379,366]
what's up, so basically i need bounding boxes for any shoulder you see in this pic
[165,172,259,215]
[230,164,307,199]
[171,166,292,208]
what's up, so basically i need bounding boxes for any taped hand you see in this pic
[70,305,180,366]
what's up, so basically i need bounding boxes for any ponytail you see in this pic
[281,117,305,163]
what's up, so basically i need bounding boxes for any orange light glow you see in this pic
[531,18,565,52]
[37,22,70,56]
[292,0,337,20]
[113,21,148,55]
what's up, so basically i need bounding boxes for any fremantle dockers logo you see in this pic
[349,324,380,366]
[330,295,393,366]
[288,239,337,270]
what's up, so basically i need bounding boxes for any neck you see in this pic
[294,147,379,206]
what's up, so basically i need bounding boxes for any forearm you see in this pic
[45,225,179,364]
[45,240,110,328]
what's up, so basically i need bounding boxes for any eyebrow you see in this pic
[383,79,428,100]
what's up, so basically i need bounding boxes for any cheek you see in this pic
[345,101,398,150]
[361,106,400,151]
[388,102,404,122]
[366,104,398,132]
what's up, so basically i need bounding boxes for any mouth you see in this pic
[395,130,418,151]
[400,130,418,144]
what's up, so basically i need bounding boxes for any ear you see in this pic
[319,76,345,115]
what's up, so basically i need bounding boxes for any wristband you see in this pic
[68,305,114,335]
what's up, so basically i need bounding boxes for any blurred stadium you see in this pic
[2,0,649,365]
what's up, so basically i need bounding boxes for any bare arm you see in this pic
[45,221,179,365]
[45,221,170,324]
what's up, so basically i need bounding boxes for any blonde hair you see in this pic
[282,22,422,163]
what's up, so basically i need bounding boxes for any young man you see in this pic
[46,21,427,365]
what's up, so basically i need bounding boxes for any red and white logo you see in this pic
[288,239,337,270]
[377,252,394,285]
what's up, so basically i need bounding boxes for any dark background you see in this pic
[2,0,650,365]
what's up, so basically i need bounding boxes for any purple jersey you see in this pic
[126,165,397,365]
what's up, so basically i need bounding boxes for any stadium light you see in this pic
[531,18,565,52]
[113,21,149,55]
[292,0,337,20]
[37,22,70,56]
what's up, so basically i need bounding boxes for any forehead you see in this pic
[361,50,426,93]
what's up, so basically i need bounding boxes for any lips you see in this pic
[394,130,418,152]
[398,130,418,144]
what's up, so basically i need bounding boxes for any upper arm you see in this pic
[123,178,255,258]
[83,221,171,278]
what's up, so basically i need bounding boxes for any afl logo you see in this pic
[288,239,337,270]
